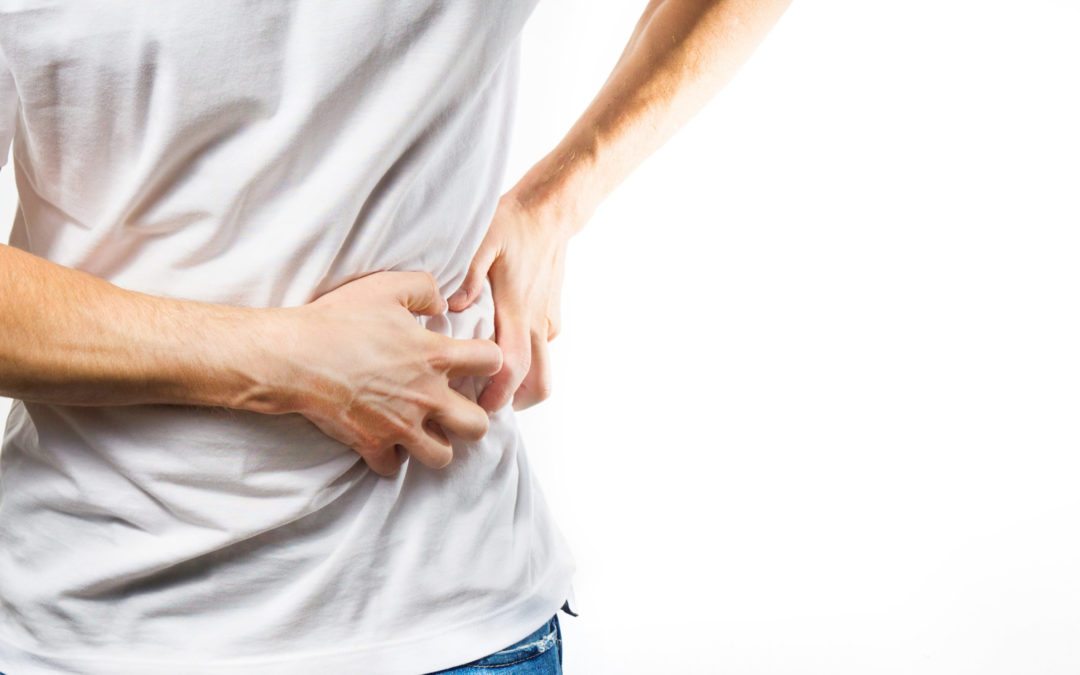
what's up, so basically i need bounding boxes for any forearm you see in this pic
[510,0,791,233]
[0,242,282,409]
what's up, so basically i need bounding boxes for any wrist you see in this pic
[508,135,605,240]
[218,305,305,416]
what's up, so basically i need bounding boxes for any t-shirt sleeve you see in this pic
[0,46,18,175]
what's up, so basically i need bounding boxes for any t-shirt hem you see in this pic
[0,563,576,675]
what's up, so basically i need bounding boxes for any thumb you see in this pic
[448,238,499,312]
[396,270,447,316]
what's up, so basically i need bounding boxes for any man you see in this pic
[0,1,790,673]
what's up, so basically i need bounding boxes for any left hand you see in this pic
[446,193,571,413]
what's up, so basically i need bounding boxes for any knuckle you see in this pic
[351,437,375,455]
[505,353,531,381]
[426,339,454,373]
[348,424,379,453]
[374,417,411,448]
[413,383,444,412]
[391,417,416,442]
[425,271,441,296]
[397,427,423,449]
[461,414,489,441]
[501,366,522,386]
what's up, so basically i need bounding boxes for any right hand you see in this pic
[257,270,503,477]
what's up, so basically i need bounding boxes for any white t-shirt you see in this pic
[0,2,578,673]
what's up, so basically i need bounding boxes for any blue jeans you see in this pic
[0,606,576,675]
[425,607,570,674]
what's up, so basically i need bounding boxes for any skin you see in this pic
[450,0,792,413]
[0,251,501,477]
[0,0,791,476]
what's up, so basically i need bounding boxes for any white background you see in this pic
[3,1,1080,673]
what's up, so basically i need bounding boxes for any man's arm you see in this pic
[0,242,274,408]
[0,242,502,476]
[448,0,792,412]
[514,0,792,235]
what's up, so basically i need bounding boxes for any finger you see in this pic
[513,327,554,411]
[478,300,531,414]
[359,444,405,478]
[400,425,454,470]
[440,335,504,378]
[447,238,499,312]
[394,270,447,315]
[429,388,491,442]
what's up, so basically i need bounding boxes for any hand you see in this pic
[255,270,503,477]
[447,193,571,413]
